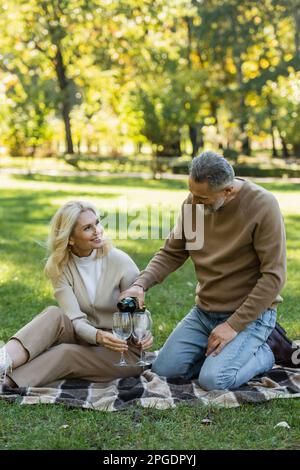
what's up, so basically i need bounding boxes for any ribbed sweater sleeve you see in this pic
[53,273,98,344]
[133,205,190,290]
[72,319,98,345]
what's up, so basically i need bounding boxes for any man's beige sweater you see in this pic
[134,179,286,332]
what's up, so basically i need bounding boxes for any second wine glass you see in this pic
[132,311,152,366]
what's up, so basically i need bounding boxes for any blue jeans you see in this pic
[152,306,276,390]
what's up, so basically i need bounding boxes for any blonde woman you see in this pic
[0,200,152,388]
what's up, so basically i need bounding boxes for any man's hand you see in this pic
[96,330,128,352]
[119,285,145,309]
[206,322,237,356]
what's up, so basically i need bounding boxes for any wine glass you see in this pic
[132,310,152,366]
[112,311,132,366]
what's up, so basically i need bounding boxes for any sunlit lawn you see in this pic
[0,173,299,450]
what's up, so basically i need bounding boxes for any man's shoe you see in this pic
[267,322,300,368]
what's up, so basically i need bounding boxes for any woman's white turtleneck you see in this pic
[71,250,102,305]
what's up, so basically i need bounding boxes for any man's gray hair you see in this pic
[190,151,235,191]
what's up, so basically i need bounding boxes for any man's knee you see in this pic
[151,357,171,377]
[151,354,189,378]
[198,367,234,391]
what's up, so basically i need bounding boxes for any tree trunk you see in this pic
[270,125,278,158]
[293,142,300,157]
[241,134,251,156]
[77,139,81,155]
[211,101,219,132]
[54,45,74,154]
[277,126,289,158]
[156,139,182,157]
[87,138,92,153]
[135,142,143,154]
[281,135,289,158]
[266,96,278,157]
[62,104,74,154]
[240,111,251,156]
[189,124,203,157]
[236,64,251,155]
[239,96,251,156]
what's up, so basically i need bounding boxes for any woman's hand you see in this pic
[96,330,128,352]
[130,332,153,351]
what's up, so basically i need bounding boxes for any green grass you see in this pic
[0,154,173,176]
[0,173,300,450]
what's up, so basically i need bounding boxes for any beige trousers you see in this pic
[8,306,142,387]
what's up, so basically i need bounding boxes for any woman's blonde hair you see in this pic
[45,200,111,281]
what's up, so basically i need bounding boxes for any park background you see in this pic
[0,0,300,450]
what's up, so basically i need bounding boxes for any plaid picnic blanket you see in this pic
[1,365,300,411]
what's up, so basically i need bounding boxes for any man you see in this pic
[121,151,298,390]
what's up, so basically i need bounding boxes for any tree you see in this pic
[0,0,95,154]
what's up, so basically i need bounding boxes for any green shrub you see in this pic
[171,160,190,175]
[233,165,300,178]
[223,148,239,161]
[171,161,300,177]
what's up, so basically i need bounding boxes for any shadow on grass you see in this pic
[0,190,124,227]
[9,173,300,192]
[0,194,56,224]
[11,173,188,191]
[259,182,300,192]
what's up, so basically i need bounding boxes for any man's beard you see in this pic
[203,197,226,215]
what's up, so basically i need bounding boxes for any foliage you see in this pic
[0,0,300,158]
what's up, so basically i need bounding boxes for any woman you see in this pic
[0,200,152,388]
